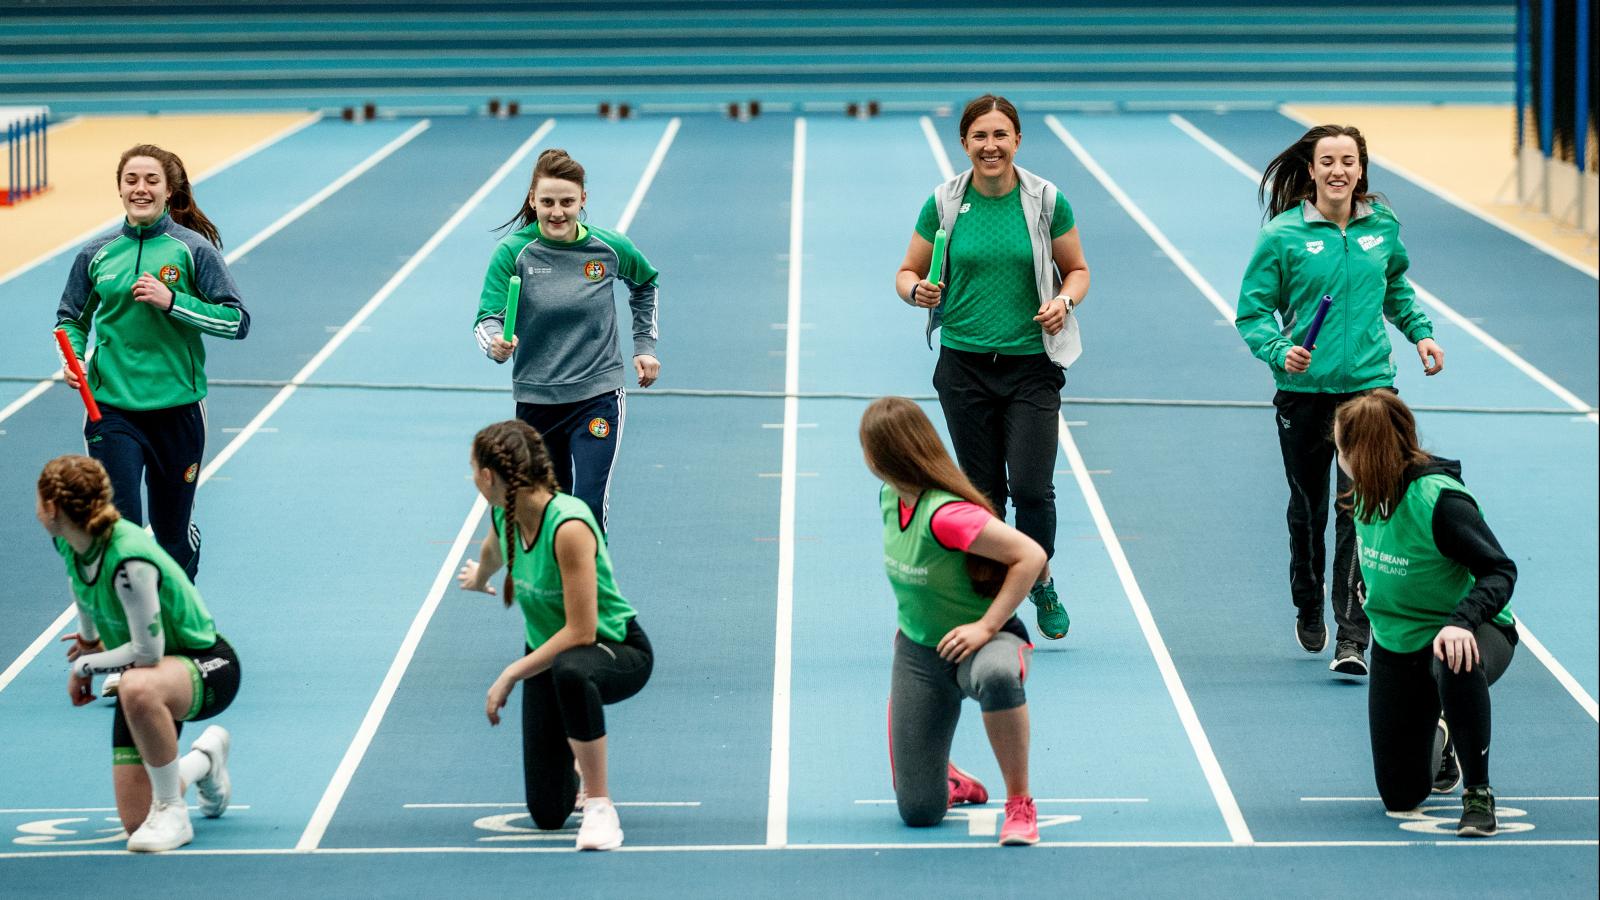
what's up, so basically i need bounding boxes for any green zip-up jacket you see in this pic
[1235,200,1432,394]
[56,212,250,411]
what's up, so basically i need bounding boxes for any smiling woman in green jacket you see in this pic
[54,144,251,584]
[1235,124,1445,679]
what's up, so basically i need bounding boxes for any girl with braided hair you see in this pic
[456,420,653,851]
[55,144,251,586]
[35,455,239,853]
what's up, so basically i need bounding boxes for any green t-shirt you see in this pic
[915,184,1074,355]
[55,519,217,652]
[492,494,636,650]
[1355,474,1515,654]
[880,485,996,648]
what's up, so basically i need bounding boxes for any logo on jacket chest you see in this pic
[1357,234,1385,251]
[1304,240,1324,255]
[158,264,181,285]
[526,266,553,276]
[583,260,606,281]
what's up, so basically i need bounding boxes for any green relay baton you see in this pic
[929,228,948,287]
[502,275,521,344]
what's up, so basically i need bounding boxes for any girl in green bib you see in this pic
[1333,392,1516,837]
[457,420,653,851]
[36,455,239,853]
[861,396,1049,846]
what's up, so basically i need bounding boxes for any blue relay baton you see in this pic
[1302,294,1333,348]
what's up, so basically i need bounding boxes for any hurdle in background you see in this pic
[2,106,50,207]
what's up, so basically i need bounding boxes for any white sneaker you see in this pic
[101,672,122,698]
[191,726,232,818]
[126,800,193,852]
[575,798,623,851]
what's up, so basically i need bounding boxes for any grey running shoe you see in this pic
[1295,609,1327,654]
[1458,786,1497,837]
[1329,641,1368,677]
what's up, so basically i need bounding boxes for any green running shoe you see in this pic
[1030,579,1069,639]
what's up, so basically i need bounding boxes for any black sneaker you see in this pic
[1433,720,1461,793]
[1458,786,1497,837]
[1329,641,1368,677]
[1295,609,1327,654]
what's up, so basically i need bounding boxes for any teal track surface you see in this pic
[0,109,1594,897]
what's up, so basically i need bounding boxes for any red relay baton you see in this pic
[53,328,101,422]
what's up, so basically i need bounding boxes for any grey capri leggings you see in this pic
[889,627,1032,827]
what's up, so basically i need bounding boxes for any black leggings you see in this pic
[521,618,653,830]
[933,346,1064,560]
[1369,621,1516,810]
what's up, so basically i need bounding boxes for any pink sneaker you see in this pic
[999,796,1039,845]
[946,762,988,807]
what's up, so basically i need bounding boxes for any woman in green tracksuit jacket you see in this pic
[1235,124,1444,678]
[55,144,250,583]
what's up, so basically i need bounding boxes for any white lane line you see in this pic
[1057,417,1255,845]
[616,117,680,233]
[295,496,489,851]
[0,607,74,696]
[1044,114,1233,321]
[1513,620,1600,723]
[0,806,251,813]
[1302,796,1598,802]
[1278,104,1599,280]
[402,801,701,809]
[3,838,1594,859]
[919,114,956,177]
[0,118,429,431]
[0,111,324,291]
[1170,113,1598,425]
[854,798,1149,805]
[766,115,805,850]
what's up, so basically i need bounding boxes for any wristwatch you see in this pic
[1055,294,1076,312]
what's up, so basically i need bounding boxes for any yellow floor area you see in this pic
[0,112,317,275]
[1284,104,1598,271]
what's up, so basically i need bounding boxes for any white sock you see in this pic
[583,796,612,812]
[146,759,184,806]
[178,749,211,787]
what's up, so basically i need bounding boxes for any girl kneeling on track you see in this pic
[1334,392,1516,837]
[860,396,1047,846]
[457,420,654,851]
[36,455,238,853]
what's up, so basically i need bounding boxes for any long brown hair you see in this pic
[472,420,561,606]
[118,144,222,248]
[1258,124,1378,221]
[499,148,587,232]
[958,93,1020,140]
[859,396,1006,596]
[38,455,121,539]
[1334,392,1431,524]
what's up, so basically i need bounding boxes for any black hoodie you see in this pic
[1400,456,1518,635]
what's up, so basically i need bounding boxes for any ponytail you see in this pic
[471,420,563,606]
